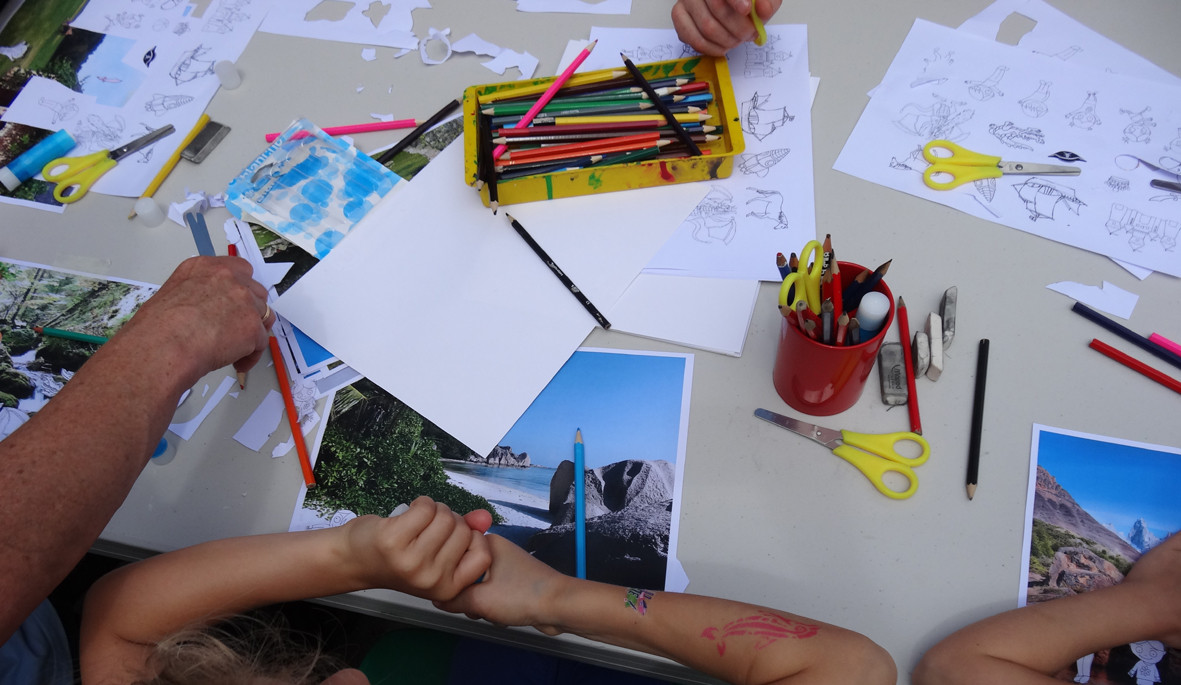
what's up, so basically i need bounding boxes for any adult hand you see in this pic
[112,256,272,388]
[340,496,491,602]
[672,0,782,56]
[435,533,571,635]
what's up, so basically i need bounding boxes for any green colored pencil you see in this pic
[34,326,108,345]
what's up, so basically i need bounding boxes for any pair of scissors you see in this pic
[42,125,175,203]
[922,139,1080,191]
[777,239,823,315]
[754,408,930,500]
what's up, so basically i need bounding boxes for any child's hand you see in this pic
[339,496,491,602]
[435,534,571,635]
[672,0,782,56]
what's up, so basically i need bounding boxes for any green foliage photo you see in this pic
[1029,519,1133,576]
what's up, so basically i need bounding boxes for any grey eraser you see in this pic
[912,330,930,378]
[877,342,908,406]
[925,312,944,381]
[940,286,957,348]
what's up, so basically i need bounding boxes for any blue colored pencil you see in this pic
[574,429,587,579]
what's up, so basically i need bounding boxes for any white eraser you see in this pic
[912,330,930,378]
[940,286,957,348]
[925,312,944,381]
[134,197,165,227]
[215,60,242,90]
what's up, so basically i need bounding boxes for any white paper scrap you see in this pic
[233,390,286,452]
[168,376,236,440]
[1047,280,1139,319]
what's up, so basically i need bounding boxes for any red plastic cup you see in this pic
[772,261,894,416]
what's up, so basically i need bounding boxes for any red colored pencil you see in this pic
[1089,338,1181,395]
[897,297,922,435]
[269,336,317,488]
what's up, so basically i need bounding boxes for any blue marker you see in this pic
[0,129,76,192]
[574,428,587,579]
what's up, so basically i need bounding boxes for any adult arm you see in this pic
[672,0,783,56]
[438,534,894,685]
[0,256,272,641]
[914,532,1181,685]
[80,497,492,685]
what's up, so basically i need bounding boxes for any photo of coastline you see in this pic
[290,347,693,591]
[1021,424,1180,683]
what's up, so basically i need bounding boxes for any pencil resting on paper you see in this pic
[503,213,611,329]
[966,339,990,500]
[375,98,461,165]
[129,114,210,219]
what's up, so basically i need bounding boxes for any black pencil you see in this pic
[1071,301,1181,372]
[504,213,611,329]
[375,97,461,165]
[966,338,990,500]
[478,111,499,213]
[619,53,701,156]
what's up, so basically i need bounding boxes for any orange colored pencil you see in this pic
[269,336,316,488]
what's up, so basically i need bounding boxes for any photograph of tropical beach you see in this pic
[290,347,693,591]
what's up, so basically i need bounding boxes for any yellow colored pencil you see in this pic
[553,112,709,126]
[129,114,209,219]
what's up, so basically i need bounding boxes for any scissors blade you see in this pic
[753,408,842,448]
[110,125,176,160]
[999,161,1080,176]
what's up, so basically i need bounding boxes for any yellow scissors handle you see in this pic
[43,150,115,204]
[778,271,807,312]
[831,444,919,500]
[797,239,823,314]
[840,429,930,466]
[922,139,1003,191]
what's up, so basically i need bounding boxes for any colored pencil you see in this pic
[588,145,663,167]
[501,132,659,161]
[1071,302,1181,372]
[830,258,843,318]
[477,68,626,103]
[504,213,611,329]
[374,98,461,165]
[269,336,317,488]
[495,120,662,136]
[496,139,668,168]
[551,112,709,126]
[620,53,701,156]
[489,75,690,104]
[897,297,922,435]
[492,40,598,160]
[574,428,587,579]
[1089,338,1181,395]
[776,252,790,279]
[265,118,418,143]
[966,339,990,500]
[1150,332,1181,356]
[33,325,107,345]
[129,113,210,219]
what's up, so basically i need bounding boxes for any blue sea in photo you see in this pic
[443,461,556,502]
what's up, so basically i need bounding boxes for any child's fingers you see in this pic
[453,530,493,588]
[463,509,493,534]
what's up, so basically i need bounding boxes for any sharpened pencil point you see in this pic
[966,483,976,500]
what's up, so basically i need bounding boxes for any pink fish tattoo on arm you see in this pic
[701,611,818,655]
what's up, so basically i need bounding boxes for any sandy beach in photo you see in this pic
[445,468,552,529]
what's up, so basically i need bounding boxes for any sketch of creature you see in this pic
[965,65,1007,101]
[144,93,194,115]
[1121,106,1155,144]
[740,92,794,141]
[974,178,996,202]
[73,114,126,151]
[988,121,1044,151]
[889,145,926,172]
[894,96,974,141]
[105,12,144,31]
[625,44,694,62]
[1106,176,1130,192]
[37,97,79,125]
[738,148,789,176]
[744,36,791,79]
[1012,178,1084,221]
[1034,45,1083,61]
[1106,204,1180,251]
[744,188,789,230]
[910,47,954,88]
[1166,129,1181,154]
[1019,80,1052,118]
[687,186,738,245]
[1066,92,1101,130]
[204,4,253,34]
[170,44,217,84]
[173,21,191,35]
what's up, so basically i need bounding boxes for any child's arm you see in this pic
[914,532,1181,685]
[672,0,783,56]
[437,534,895,685]
[81,497,491,685]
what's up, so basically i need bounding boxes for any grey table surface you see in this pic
[3,1,1178,683]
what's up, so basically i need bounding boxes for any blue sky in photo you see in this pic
[78,35,145,107]
[1036,427,1181,540]
[498,350,688,469]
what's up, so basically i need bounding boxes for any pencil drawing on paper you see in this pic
[1065,92,1101,130]
[37,97,79,125]
[743,35,791,79]
[170,44,218,84]
[1166,129,1181,154]
[1019,80,1052,118]
[1032,44,1082,62]
[1106,176,1130,192]
[72,114,127,152]
[1107,204,1181,251]
[737,148,789,176]
[894,95,974,141]
[144,93,193,115]
[964,65,1007,101]
[910,48,954,88]
[745,188,789,230]
[740,92,793,141]
[1121,106,1156,144]
[686,186,737,245]
[1012,178,1084,221]
[105,12,144,32]
[622,43,695,63]
[888,145,926,172]
[988,121,1044,150]
[974,178,996,202]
